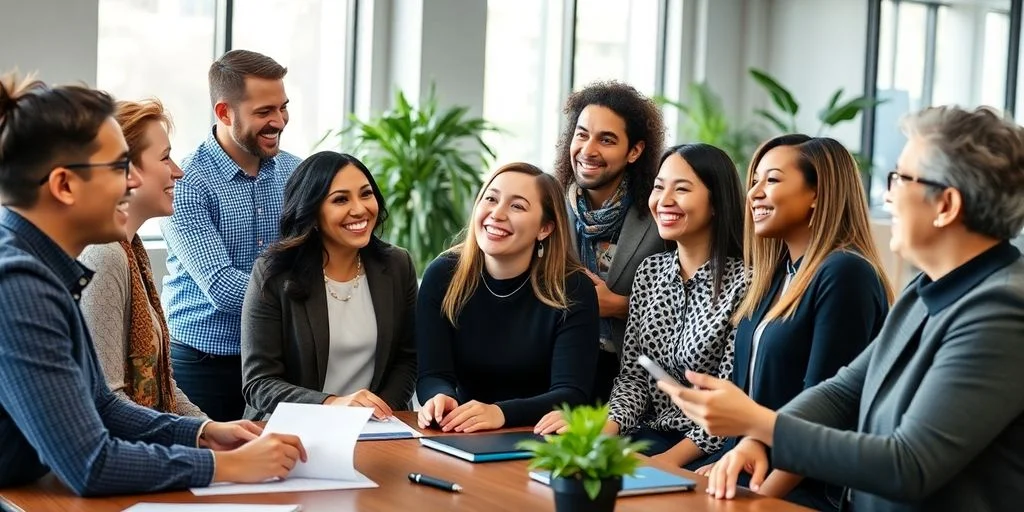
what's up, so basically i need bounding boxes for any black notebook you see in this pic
[419,432,543,462]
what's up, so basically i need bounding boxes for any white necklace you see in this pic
[324,256,363,302]
[480,270,530,298]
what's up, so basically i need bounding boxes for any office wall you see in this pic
[764,0,869,148]
[0,0,99,85]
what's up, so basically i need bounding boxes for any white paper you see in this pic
[262,402,373,480]
[123,504,300,511]
[359,416,422,440]
[190,474,377,496]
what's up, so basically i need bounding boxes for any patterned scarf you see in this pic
[568,177,633,273]
[121,235,177,413]
[568,178,632,345]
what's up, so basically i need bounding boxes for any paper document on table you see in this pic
[359,416,423,440]
[264,402,373,480]
[191,403,375,495]
[123,504,301,511]
[190,474,377,496]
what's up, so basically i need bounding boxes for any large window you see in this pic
[482,0,664,170]
[97,0,217,238]
[573,0,661,95]
[97,0,351,239]
[232,0,350,158]
[482,0,566,169]
[870,0,1014,206]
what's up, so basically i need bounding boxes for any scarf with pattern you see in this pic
[568,177,632,273]
[121,235,177,412]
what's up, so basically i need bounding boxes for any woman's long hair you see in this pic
[262,151,390,299]
[441,162,583,324]
[660,143,745,299]
[734,135,894,322]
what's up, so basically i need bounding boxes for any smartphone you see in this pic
[637,355,684,387]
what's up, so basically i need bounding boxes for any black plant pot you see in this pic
[550,476,621,512]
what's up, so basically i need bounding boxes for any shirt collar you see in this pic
[671,250,713,285]
[0,208,94,296]
[917,241,1021,315]
[785,255,803,276]
[203,125,280,183]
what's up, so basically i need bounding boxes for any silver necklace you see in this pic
[480,270,530,298]
[324,256,363,302]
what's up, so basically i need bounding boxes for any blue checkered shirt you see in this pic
[161,128,300,355]
[0,208,215,495]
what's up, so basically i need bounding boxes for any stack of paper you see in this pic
[191,403,377,496]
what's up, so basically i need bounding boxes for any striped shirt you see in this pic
[0,208,214,495]
[160,127,300,355]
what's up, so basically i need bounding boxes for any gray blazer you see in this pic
[241,245,418,420]
[567,206,668,356]
[771,243,1024,512]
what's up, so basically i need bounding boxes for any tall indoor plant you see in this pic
[656,82,761,173]
[518,404,649,512]
[340,86,499,274]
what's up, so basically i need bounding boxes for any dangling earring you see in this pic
[537,242,545,258]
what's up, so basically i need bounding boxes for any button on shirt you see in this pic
[0,208,213,495]
[161,127,301,356]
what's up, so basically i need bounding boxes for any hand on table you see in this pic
[199,420,262,450]
[706,438,770,499]
[417,393,458,429]
[212,433,307,483]
[440,400,505,433]
[325,389,393,420]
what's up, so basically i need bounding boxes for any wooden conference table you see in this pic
[0,412,810,512]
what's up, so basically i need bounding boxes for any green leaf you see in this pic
[819,95,886,127]
[749,68,799,115]
[583,478,601,501]
[755,108,791,134]
[824,89,844,112]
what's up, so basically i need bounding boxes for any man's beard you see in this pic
[233,124,281,159]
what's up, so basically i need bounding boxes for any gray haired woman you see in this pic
[655,105,1024,512]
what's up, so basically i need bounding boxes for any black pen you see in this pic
[408,472,463,492]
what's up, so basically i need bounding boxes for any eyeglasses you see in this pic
[38,159,132,185]
[886,170,949,191]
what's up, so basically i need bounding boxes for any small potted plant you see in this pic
[518,404,649,512]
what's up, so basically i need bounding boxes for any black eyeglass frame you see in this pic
[37,159,132,185]
[886,170,949,191]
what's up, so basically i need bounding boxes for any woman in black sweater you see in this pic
[416,162,599,432]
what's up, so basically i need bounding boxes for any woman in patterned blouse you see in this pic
[536,143,748,469]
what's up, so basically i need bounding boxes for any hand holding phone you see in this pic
[637,355,684,387]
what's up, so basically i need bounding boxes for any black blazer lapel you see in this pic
[363,255,393,391]
[303,276,331,391]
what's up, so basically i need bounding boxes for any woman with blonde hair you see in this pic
[79,99,203,416]
[416,162,599,432]
[683,134,893,510]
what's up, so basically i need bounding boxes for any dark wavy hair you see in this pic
[553,80,665,218]
[661,144,745,298]
[261,151,390,299]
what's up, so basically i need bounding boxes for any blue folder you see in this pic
[529,466,697,496]
[418,432,542,462]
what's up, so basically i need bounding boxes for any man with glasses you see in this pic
[0,74,305,495]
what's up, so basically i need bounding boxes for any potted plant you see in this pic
[334,85,500,275]
[517,404,649,512]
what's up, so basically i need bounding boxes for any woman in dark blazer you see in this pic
[241,151,417,421]
[661,106,1024,512]
[695,135,894,510]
